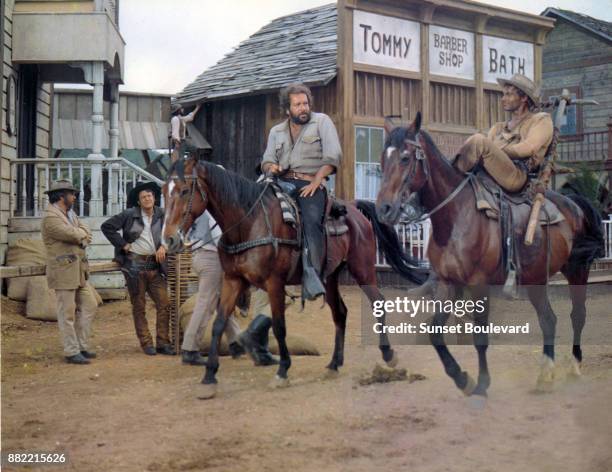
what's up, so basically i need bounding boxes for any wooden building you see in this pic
[176,0,554,200]
[540,8,612,188]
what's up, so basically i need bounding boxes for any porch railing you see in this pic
[8,157,164,218]
[557,128,610,163]
[376,219,431,268]
[376,217,612,268]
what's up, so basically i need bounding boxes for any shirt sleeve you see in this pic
[261,127,279,167]
[504,114,554,160]
[318,114,342,172]
[181,110,197,124]
[170,116,180,141]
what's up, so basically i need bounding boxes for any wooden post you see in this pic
[336,0,355,200]
[419,4,436,127]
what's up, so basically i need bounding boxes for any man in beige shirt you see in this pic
[261,83,342,300]
[41,180,96,364]
[454,74,554,192]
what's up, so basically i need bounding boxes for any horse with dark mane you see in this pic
[162,156,425,399]
[376,113,604,400]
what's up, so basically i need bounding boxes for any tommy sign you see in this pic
[429,25,475,80]
[353,10,420,72]
[482,36,534,83]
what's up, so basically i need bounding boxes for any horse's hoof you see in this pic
[461,373,477,397]
[385,351,399,369]
[567,359,582,380]
[466,394,487,410]
[197,383,218,400]
[535,355,555,393]
[270,375,290,389]
[323,368,340,380]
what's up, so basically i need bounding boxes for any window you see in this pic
[355,126,384,200]
[542,86,582,140]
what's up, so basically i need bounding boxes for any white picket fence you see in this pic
[376,217,612,269]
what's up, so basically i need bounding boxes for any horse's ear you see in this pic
[413,112,422,134]
[384,115,398,135]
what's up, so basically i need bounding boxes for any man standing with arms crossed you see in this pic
[42,180,97,364]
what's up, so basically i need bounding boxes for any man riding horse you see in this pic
[261,83,342,300]
[453,73,553,192]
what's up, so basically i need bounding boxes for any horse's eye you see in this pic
[400,150,411,162]
[180,188,190,197]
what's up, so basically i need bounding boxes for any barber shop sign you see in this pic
[353,10,421,72]
[429,25,474,80]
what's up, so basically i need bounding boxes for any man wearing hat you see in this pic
[42,179,97,364]
[170,103,201,163]
[101,181,174,356]
[453,73,554,192]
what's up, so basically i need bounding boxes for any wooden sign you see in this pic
[482,35,534,83]
[429,25,475,80]
[353,10,421,72]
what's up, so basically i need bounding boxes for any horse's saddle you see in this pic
[471,172,565,226]
[272,181,349,237]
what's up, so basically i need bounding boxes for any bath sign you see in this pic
[482,35,534,83]
[353,10,421,72]
[429,25,475,80]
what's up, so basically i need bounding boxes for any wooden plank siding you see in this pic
[483,90,505,130]
[1,0,53,263]
[354,71,421,120]
[429,83,475,127]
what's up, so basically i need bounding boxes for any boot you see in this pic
[182,350,207,366]
[228,341,246,359]
[301,248,325,301]
[238,314,279,366]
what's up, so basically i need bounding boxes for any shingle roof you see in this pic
[175,3,337,104]
[542,8,612,43]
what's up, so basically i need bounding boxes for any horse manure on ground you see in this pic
[356,364,426,386]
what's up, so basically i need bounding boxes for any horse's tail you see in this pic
[355,200,428,285]
[565,193,605,271]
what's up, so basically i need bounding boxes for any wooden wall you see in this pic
[202,94,267,180]
[543,19,612,132]
[354,72,421,120]
[54,90,171,123]
[1,0,52,264]
[429,83,475,127]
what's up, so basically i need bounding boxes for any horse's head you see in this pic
[162,157,208,254]
[376,112,427,225]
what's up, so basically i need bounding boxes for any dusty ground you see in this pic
[2,285,612,472]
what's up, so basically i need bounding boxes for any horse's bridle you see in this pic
[392,132,473,223]
[168,166,298,253]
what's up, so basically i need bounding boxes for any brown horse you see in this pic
[162,157,425,398]
[376,113,604,400]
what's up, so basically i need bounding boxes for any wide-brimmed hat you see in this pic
[44,179,79,194]
[127,181,161,208]
[170,102,183,114]
[497,74,541,106]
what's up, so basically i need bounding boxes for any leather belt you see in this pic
[285,171,316,182]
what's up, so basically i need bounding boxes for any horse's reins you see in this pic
[172,167,298,254]
[400,134,473,223]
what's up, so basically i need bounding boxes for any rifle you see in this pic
[524,90,599,245]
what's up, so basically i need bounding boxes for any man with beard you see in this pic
[42,180,96,364]
[453,73,553,192]
[261,83,342,300]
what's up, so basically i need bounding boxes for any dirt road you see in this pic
[2,286,611,472]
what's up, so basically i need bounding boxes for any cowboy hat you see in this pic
[127,181,161,208]
[497,74,541,106]
[170,102,184,114]
[44,179,79,194]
